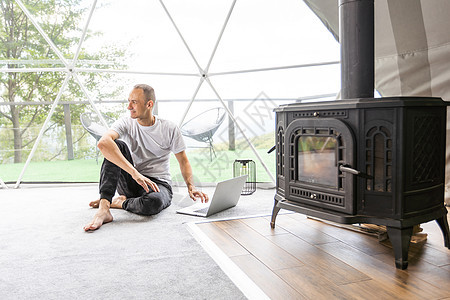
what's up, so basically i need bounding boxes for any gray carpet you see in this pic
[0,183,276,299]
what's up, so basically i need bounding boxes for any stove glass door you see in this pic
[298,136,338,188]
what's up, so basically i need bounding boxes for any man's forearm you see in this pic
[97,136,138,177]
[180,162,195,189]
[98,136,158,193]
[175,151,208,201]
[176,151,195,190]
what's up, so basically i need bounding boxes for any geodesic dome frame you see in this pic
[1,0,341,188]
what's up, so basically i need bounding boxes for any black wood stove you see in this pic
[270,96,450,269]
[270,0,450,269]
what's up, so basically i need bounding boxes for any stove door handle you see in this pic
[340,165,373,179]
[339,165,360,175]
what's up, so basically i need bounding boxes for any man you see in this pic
[84,84,208,231]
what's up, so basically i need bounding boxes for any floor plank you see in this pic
[240,216,288,236]
[193,213,450,300]
[212,219,242,229]
[317,241,449,299]
[215,220,303,271]
[274,265,356,300]
[379,235,450,267]
[409,244,450,267]
[299,215,392,256]
[275,214,339,245]
[231,254,307,300]
[373,251,450,294]
[195,222,249,257]
[339,279,415,300]
[266,233,370,285]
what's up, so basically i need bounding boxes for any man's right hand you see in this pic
[98,130,160,194]
[132,172,160,193]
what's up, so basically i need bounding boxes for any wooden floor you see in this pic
[195,210,450,300]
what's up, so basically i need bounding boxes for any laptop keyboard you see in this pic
[194,207,209,214]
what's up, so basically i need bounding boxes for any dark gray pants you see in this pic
[99,140,172,216]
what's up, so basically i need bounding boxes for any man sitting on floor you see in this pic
[84,84,208,231]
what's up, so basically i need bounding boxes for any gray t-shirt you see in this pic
[110,115,186,184]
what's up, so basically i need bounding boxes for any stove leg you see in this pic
[271,199,281,229]
[435,215,450,248]
[386,226,413,270]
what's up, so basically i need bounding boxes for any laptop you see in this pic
[176,175,248,217]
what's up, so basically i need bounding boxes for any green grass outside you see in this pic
[171,148,276,183]
[0,148,276,184]
[0,159,103,183]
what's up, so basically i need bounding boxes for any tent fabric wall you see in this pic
[303,0,450,100]
[303,0,450,204]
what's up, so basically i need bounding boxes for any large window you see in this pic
[0,0,339,186]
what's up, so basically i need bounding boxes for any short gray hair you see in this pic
[133,84,156,103]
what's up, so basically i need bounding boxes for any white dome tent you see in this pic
[0,0,340,188]
[1,3,449,298]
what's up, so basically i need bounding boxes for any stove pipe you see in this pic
[339,0,374,99]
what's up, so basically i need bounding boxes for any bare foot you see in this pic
[89,199,100,208]
[84,210,113,231]
[89,196,126,209]
[111,195,126,208]
[84,199,113,231]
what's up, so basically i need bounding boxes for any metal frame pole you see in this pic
[208,61,340,77]
[204,0,237,74]
[0,178,8,189]
[12,0,106,187]
[14,74,72,188]
[72,0,98,66]
[73,74,109,128]
[14,0,69,67]
[4,0,338,187]
[158,0,204,74]
[205,78,276,184]
[178,77,205,127]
